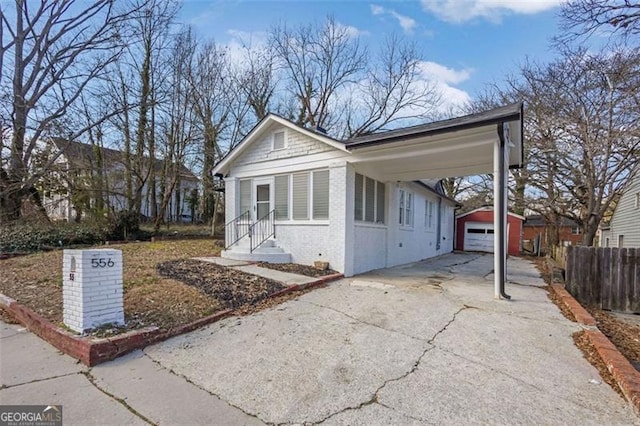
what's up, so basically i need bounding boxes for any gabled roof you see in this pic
[51,138,198,181]
[456,206,525,221]
[212,114,349,176]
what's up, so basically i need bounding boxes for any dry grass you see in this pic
[0,240,221,331]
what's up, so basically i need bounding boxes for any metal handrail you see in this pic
[249,209,276,252]
[225,211,250,249]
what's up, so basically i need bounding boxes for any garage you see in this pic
[455,207,524,256]
[464,222,495,253]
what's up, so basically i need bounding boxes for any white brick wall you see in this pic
[63,249,124,333]
[275,224,331,266]
[235,124,334,167]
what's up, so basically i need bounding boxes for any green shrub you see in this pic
[109,210,141,241]
[0,221,111,253]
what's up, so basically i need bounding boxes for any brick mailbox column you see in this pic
[63,249,124,333]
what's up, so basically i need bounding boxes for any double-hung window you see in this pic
[399,189,413,227]
[425,199,434,229]
[354,173,385,224]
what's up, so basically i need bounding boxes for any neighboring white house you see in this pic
[41,139,199,222]
[213,104,524,278]
[600,167,640,248]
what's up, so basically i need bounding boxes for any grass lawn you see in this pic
[0,239,227,333]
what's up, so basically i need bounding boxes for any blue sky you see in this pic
[180,0,565,109]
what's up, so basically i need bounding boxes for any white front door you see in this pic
[253,178,273,220]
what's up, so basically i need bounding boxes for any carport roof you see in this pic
[346,102,522,149]
[347,102,523,180]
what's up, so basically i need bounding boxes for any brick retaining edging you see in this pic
[0,273,343,366]
[549,284,640,416]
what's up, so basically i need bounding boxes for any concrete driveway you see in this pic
[135,253,636,425]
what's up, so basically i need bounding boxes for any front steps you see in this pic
[221,238,291,263]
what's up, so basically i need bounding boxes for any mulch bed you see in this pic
[586,307,640,371]
[256,262,337,278]
[157,259,286,309]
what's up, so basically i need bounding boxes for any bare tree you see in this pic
[270,16,367,131]
[344,35,441,138]
[0,0,136,223]
[153,28,196,230]
[237,43,278,121]
[188,41,235,222]
[521,48,640,245]
[559,0,640,43]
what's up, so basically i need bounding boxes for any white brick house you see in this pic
[214,104,523,283]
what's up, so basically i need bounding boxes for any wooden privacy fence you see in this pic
[550,245,568,269]
[565,246,640,313]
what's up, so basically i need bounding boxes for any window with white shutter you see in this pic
[239,179,251,215]
[292,172,309,220]
[313,170,329,219]
[354,173,364,221]
[354,173,385,224]
[274,175,289,220]
[365,177,375,222]
[376,182,385,223]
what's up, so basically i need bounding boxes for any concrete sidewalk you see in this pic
[194,256,318,286]
[0,321,262,425]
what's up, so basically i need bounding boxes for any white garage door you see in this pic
[464,222,494,253]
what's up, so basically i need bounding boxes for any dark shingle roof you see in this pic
[345,102,522,148]
[51,138,198,181]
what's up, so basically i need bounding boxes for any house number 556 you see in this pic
[91,258,115,268]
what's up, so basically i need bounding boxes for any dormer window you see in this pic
[272,130,286,150]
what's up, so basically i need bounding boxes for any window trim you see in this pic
[270,168,330,222]
[424,199,435,230]
[271,130,287,151]
[354,173,386,225]
[399,189,414,228]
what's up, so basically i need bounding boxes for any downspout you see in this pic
[494,124,511,300]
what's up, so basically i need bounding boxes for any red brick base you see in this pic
[0,273,343,366]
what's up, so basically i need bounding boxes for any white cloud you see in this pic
[418,61,473,112]
[421,0,563,23]
[336,22,370,38]
[391,11,417,33]
[418,61,472,85]
[224,29,269,70]
[370,4,418,34]
[370,4,385,15]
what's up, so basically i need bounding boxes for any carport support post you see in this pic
[493,124,511,300]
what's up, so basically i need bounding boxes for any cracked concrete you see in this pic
[143,253,637,425]
[0,322,147,425]
[0,320,260,425]
[3,253,638,425]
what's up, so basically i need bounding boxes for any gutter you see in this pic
[496,124,511,300]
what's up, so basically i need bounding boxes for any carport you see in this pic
[347,102,524,299]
